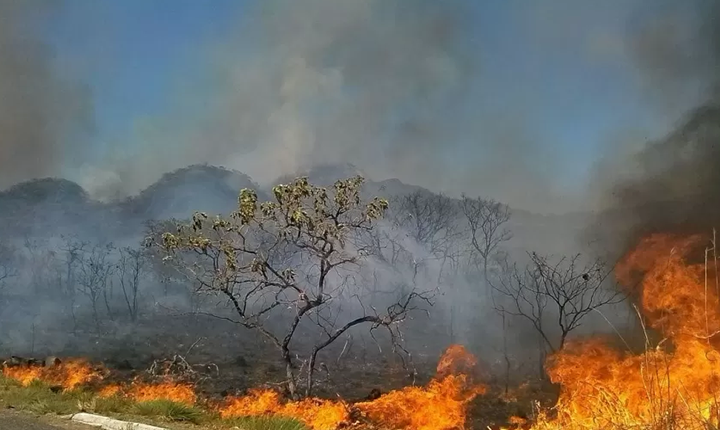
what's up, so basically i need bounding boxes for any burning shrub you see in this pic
[525,233,720,430]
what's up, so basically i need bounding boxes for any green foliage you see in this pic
[0,376,309,429]
[0,377,89,415]
[161,175,387,256]
[156,175,390,326]
[222,415,310,430]
[133,399,205,423]
[92,394,135,414]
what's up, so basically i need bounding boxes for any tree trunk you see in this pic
[306,349,319,397]
[282,348,297,399]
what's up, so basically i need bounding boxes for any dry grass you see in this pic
[0,375,309,430]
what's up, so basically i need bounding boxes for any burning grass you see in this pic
[6,232,720,429]
[0,344,485,429]
[517,233,720,430]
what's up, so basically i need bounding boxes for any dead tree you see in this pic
[491,252,624,354]
[460,195,512,282]
[389,191,463,328]
[157,176,431,398]
[76,243,116,330]
[0,241,18,341]
[390,190,462,261]
[117,247,147,322]
[144,219,202,308]
[0,241,17,290]
[57,236,88,332]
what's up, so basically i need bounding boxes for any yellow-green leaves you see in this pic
[237,189,258,224]
[366,197,389,220]
[192,212,208,232]
[159,175,387,286]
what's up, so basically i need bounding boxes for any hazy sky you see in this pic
[4,0,711,213]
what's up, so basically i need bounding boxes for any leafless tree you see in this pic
[460,195,512,282]
[76,243,116,330]
[390,190,462,261]
[389,191,464,334]
[157,176,432,398]
[22,237,57,296]
[0,241,18,330]
[0,241,17,290]
[491,252,624,354]
[144,219,203,309]
[117,247,147,322]
[57,236,88,332]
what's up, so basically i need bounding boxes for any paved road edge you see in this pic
[70,412,168,430]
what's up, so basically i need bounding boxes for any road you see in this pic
[0,410,94,430]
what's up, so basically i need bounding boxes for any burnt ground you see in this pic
[2,314,560,429]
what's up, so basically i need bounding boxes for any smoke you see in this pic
[84,0,475,195]
[0,0,93,190]
[80,0,582,213]
[596,0,720,250]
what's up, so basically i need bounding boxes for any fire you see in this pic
[436,343,479,379]
[220,389,349,430]
[356,344,485,430]
[219,344,485,430]
[2,365,43,387]
[356,374,485,430]
[2,359,102,391]
[98,383,122,398]
[127,380,197,405]
[8,232,720,429]
[96,378,197,405]
[527,233,720,429]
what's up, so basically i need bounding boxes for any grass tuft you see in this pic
[0,376,309,430]
[222,416,310,430]
[133,399,205,423]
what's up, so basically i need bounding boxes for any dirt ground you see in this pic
[0,410,94,430]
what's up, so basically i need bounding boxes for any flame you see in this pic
[220,389,349,430]
[527,233,720,429]
[2,359,102,391]
[98,383,122,398]
[2,365,43,387]
[219,344,485,430]
[128,379,197,405]
[356,374,485,430]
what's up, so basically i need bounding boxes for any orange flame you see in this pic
[220,389,349,430]
[527,233,720,429]
[2,359,102,391]
[356,374,485,430]
[219,344,485,430]
[98,383,122,398]
[128,380,197,405]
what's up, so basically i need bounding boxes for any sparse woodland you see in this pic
[0,170,626,425]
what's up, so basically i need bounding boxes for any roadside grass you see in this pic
[0,375,310,430]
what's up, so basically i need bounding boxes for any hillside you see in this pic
[0,163,594,254]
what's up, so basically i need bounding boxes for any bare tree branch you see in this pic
[491,252,625,353]
[154,176,430,398]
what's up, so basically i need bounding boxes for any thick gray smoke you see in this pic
[81,0,579,213]
[596,0,720,251]
[84,0,476,197]
[0,0,93,190]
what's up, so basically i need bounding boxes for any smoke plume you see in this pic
[81,0,579,213]
[599,0,720,250]
[0,0,93,190]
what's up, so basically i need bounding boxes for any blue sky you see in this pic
[47,0,243,159]
[36,0,698,212]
